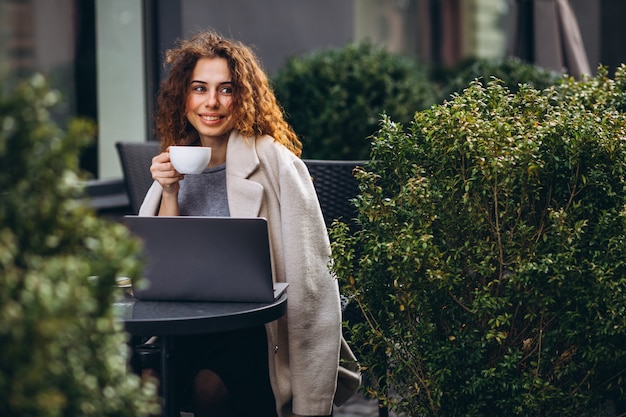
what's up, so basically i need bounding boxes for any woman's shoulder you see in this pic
[255,134,302,165]
[255,134,293,155]
[229,130,305,173]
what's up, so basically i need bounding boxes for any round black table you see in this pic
[114,293,287,417]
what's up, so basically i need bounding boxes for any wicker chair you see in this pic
[303,159,364,228]
[115,141,160,214]
[115,145,364,221]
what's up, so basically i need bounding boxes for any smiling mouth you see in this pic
[201,115,221,121]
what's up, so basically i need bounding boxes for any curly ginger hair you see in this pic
[155,31,302,157]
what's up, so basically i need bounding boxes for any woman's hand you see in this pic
[150,147,184,194]
[150,147,183,216]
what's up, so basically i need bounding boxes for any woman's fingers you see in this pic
[150,151,184,184]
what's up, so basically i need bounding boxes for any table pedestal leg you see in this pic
[160,336,175,417]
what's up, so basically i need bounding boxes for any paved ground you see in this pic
[180,391,391,417]
[334,391,406,417]
[333,391,383,417]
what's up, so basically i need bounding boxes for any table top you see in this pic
[113,293,287,336]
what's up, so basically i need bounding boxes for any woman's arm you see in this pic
[157,189,180,216]
[149,148,183,216]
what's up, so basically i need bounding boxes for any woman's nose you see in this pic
[205,91,219,107]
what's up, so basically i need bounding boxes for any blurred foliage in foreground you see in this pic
[0,74,159,417]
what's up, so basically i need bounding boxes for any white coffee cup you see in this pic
[169,146,212,174]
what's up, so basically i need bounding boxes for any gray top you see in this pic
[178,163,230,216]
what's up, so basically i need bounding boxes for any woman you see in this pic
[138,31,359,417]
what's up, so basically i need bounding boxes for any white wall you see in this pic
[354,0,421,56]
[96,0,147,179]
[463,0,508,60]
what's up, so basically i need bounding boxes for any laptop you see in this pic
[123,216,288,303]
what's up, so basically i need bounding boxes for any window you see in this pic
[0,0,97,176]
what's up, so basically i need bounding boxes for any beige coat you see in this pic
[139,131,359,416]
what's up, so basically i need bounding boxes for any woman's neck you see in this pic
[200,132,229,166]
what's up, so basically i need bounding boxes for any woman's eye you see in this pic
[192,85,205,92]
[219,85,233,95]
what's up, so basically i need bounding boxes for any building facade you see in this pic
[1,0,624,179]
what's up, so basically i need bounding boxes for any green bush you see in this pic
[330,67,626,416]
[0,75,159,417]
[436,56,564,102]
[272,42,435,160]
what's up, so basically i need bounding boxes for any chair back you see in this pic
[116,141,160,214]
[303,159,364,228]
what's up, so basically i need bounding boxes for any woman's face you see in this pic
[185,57,235,146]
